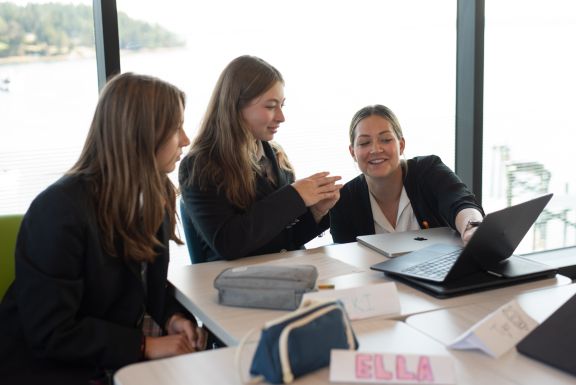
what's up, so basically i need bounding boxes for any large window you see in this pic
[4,0,573,257]
[116,0,457,247]
[483,0,576,253]
[0,0,98,214]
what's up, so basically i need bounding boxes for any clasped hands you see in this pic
[292,172,343,222]
[144,313,208,360]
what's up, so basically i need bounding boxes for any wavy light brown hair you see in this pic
[69,72,184,262]
[349,104,404,145]
[184,55,293,209]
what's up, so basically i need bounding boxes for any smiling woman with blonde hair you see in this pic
[330,104,484,245]
[0,72,206,385]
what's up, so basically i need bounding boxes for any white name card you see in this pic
[449,299,538,358]
[303,282,401,320]
[329,350,456,384]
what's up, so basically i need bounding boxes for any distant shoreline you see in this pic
[0,46,184,66]
[0,54,91,66]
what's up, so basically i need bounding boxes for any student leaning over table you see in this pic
[0,73,207,385]
[179,55,342,262]
[330,104,484,245]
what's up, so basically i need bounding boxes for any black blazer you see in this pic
[0,175,183,383]
[179,141,329,262]
[330,155,484,243]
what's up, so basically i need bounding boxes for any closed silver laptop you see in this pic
[357,227,462,257]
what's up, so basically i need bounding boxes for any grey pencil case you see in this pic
[213,264,318,310]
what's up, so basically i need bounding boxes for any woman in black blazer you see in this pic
[330,104,484,244]
[179,55,342,262]
[0,73,206,384]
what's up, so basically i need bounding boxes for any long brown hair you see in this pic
[184,55,292,209]
[69,72,184,262]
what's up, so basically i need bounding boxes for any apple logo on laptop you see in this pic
[413,237,428,241]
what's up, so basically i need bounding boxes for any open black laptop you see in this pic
[370,194,557,298]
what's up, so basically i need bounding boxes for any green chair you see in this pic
[0,214,23,299]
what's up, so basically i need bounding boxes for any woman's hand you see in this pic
[461,220,482,245]
[144,334,195,360]
[310,188,342,223]
[144,314,208,359]
[292,172,342,207]
[455,208,483,245]
[165,313,208,351]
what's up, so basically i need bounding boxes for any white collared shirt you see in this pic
[255,141,276,185]
[369,187,420,233]
[255,140,265,160]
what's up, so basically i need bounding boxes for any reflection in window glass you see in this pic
[0,0,98,215]
[484,0,576,253]
[117,0,457,249]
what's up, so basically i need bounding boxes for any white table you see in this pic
[523,246,576,278]
[405,284,576,385]
[168,242,571,346]
[115,319,519,385]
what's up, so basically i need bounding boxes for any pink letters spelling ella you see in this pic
[355,354,434,382]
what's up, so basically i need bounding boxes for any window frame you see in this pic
[93,0,121,90]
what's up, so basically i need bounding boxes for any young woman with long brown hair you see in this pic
[179,55,342,262]
[0,73,206,384]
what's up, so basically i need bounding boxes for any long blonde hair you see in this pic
[184,55,293,209]
[69,72,184,262]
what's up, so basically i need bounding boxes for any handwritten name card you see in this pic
[330,350,456,384]
[302,282,401,320]
[449,299,538,358]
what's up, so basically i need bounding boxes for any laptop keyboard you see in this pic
[401,250,461,280]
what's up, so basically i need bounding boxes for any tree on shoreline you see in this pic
[0,2,185,59]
